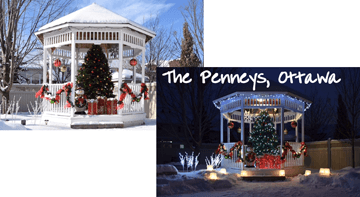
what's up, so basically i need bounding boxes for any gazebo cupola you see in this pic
[34,3,155,128]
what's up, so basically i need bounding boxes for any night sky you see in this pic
[157,67,347,143]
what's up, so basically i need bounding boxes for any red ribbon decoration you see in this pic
[117,83,149,109]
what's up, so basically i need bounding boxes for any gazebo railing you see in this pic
[43,83,144,116]
[221,142,243,169]
[120,83,144,114]
[43,84,71,116]
[283,142,304,167]
[220,142,304,169]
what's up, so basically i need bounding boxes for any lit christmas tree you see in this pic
[76,45,115,99]
[248,110,280,156]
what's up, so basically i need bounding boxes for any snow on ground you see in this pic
[0,112,156,130]
[158,167,360,197]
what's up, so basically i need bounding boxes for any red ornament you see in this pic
[291,121,297,128]
[89,84,91,87]
[130,58,137,66]
[228,122,234,129]
[54,59,61,67]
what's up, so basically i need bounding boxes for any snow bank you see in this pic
[0,120,27,130]
[157,167,235,196]
[157,165,179,176]
[297,167,360,193]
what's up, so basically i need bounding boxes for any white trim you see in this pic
[220,113,223,143]
[35,23,155,40]
[70,31,75,117]
[118,30,123,115]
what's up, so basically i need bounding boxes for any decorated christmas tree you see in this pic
[248,110,280,156]
[76,45,115,99]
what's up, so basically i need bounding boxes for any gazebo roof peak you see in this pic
[38,3,155,36]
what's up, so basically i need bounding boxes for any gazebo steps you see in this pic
[240,168,286,181]
[241,176,286,181]
[71,123,124,129]
[41,113,146,128]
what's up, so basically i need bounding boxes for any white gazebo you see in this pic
[34,3,155,128]
[213,91,312,175]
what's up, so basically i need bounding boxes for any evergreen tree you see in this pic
[248,110,280,156]
[76,45,115,99]
[334,94,352,139]
[179,22,201,67]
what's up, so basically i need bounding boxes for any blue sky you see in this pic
[72,0,186,32]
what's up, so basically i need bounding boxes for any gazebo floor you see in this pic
[41,112,146,129]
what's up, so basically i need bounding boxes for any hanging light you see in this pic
[60,65,67,72]
[237,127,241,133]
[284,129,288,135]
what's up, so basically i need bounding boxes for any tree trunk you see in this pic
[352,137,355,168]
[1,90,10,114]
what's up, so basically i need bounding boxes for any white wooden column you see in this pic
[241,103,245,169]
[49,50,52,84]
[133,52,136,84]
[227,119,230,143]
[280,107,284,161]
[295,113,299,142]
[118,30,123,115]
[70,32,76,117]
[302,103,305,142]
[141,49,145,113]
[75,48,79,81]
[43,47,47,84]
[141,48,145,83]
[274,123,277,133]
[220,113,223,143]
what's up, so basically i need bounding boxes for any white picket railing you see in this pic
[220,142,304,169]
[221,142,244,169]
[284,142,304,167]
[42,84,71,116]
[42,83,144,116]
[120,83,144,114]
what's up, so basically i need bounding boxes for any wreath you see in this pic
[245,152,256,163]
[117,83,149,109]
[75,97,87,108]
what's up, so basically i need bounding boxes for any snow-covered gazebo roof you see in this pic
[35,3,155,45]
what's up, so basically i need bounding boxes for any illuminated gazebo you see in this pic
[213,91,312,174]
[34,3,155,128]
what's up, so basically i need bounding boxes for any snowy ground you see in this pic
[0,112,156,130]
[158,167,360,197]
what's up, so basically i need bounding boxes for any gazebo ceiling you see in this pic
[213,91,312,114]
[35,3,155,44]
